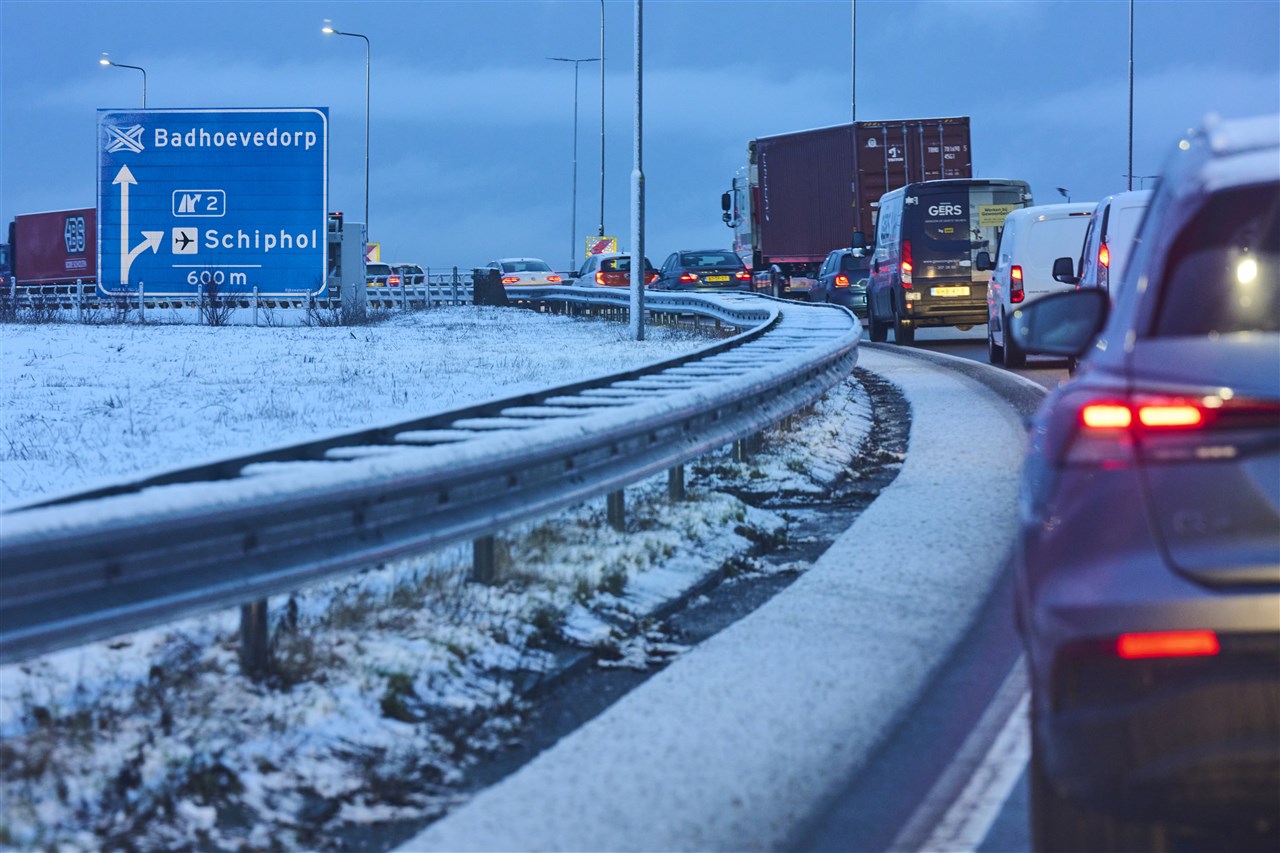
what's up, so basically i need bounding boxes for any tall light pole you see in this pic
[549,56,600,272]
[323,24,371,241]
[1127,0,1134,191]
[599,0,607,238]
[629,0,644,341]
[99,54,147,108]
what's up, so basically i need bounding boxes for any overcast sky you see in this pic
[2,0,1277,272]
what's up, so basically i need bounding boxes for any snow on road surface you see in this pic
[401,346,1027,852]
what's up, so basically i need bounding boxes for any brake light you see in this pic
[1138,404,1203,428]
[1117,630,1219,659]
[1098,242,1110,289]
[595,272,606,285]
[547,275,562,283]
[646,271,659,285]
[388,275,401,286]
[900,240,913,287]
[502,276,519,284]
[1081,403,1133,430]
[734,270,750,281]
[679,272,699,283]
[835,274,850,287]
[1009,265,1024,303]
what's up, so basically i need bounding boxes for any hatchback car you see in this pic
[572,252,658,287]
[810,248,870,317]
[391,263,425,286]
[485,258,563,286]
[365,261,400,287]
[653,249,751,291]
[1009,114,1279,852]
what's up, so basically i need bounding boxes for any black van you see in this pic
[867,179,1032,344]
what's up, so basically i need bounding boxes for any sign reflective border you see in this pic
[97,108,328,298]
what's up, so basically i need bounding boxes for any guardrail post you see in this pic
[138,282,145,324]
[473,535,498,584]
[239,598,270,679]
[252,287,260,326]
[668,465,685,501]
[75,279,83,323]
[451,266,460,305]
[734,434,763,462]
[607,490,625,531]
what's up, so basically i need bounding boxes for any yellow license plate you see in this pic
[705,275,730,282]
[931,286,970,297]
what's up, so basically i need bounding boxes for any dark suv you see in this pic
[1009,114,1279,851]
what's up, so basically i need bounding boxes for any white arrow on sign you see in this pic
[113,165,163,285]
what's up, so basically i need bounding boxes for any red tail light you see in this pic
[900,240,913,287]
[1117,631,1219,659]
[502,276,519,284]
[388,275,401,286]
[734,270,750,282]
[547,275,562,283]
[1098,242,1111,289]
[679,272,699,283]
[595,272,606,285]
[835,274,850,288]
[646,271,659,285]
[1010,265,1024,303]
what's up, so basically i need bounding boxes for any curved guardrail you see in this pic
[0,289,859,664]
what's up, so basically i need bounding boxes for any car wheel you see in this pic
[868,306,888,342]
[1003,310,1026,368]
[1030,737,1162,853]
[893,312,915,345]
[987,319,1005,365]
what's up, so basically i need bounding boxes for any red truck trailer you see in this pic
[5,208,97,286]
[722,117,972,296]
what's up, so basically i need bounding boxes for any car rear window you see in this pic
[1152,182,1277,336]
[366,264,392,275]
[502,260,551,273]
[680,252,741,268]
[839,254,870,274]
[1023,215,1092,266]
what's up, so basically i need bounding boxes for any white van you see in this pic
[979,202,1095,367]
[1053,189,1154,292]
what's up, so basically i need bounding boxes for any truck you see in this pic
[4,208,97,287]
[722,116,972,297]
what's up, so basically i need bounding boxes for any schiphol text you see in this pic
[153,126,320,151]
[204,228,320,253]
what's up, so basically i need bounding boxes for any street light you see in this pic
[323,23,371,241]
[549,56,600,272]
[99,53,147,108]
[599,0,606,238]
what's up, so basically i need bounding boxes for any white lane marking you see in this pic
[920,691,1030,852]
[889,656,1030,853]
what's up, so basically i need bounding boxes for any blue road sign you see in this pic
[97,108,328,297]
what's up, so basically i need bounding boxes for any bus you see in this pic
[866,179,1033,344]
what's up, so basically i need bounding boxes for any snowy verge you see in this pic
[400,346,1028,852]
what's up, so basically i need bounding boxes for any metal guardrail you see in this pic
[0,289,859,664]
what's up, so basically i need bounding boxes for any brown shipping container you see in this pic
[753,117,971,265]
[12,208,97,285]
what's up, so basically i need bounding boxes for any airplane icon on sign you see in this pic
[172,227,198,254]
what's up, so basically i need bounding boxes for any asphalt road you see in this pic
[793,325,1055,853]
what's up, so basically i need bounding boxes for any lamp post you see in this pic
[99,54,147,108]
[599,0,606,238]
[323,24,371,240]
[549,56,600,271]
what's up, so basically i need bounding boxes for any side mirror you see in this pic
[975,250,993,271]
[1009,288,1110,357]
[721,192,731,213]
[1052,256,1079,284]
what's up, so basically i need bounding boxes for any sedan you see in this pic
[391,263,426,286]
[654,249,751,291]
[810,248,870,317]
[485,258,563,286]
[1010,113,1279,852]
[572,253,658,287]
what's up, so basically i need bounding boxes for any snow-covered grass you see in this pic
[0,309,873,850]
